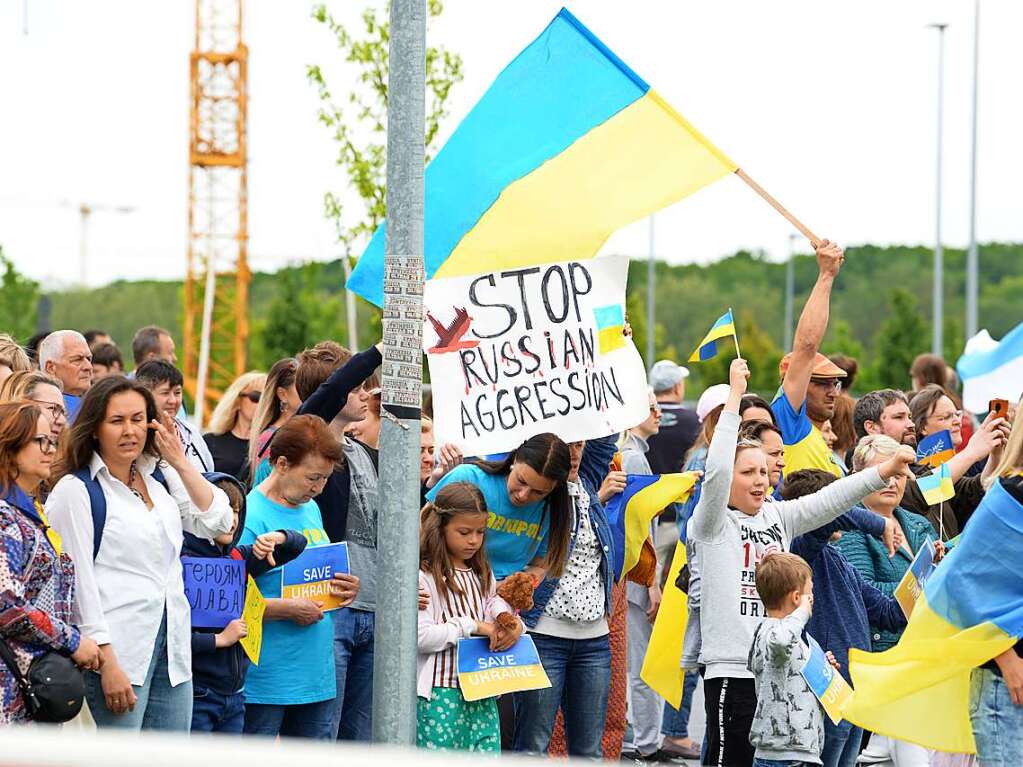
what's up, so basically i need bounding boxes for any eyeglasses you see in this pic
[649,405,662,414]
[31,400,68,421]
[810,378,843,391]
[31,435,59,454]
[931,409,963,425]
[242,391,261,403]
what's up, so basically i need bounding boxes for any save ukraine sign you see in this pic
[281,542,350,611]
[457,635,551,702]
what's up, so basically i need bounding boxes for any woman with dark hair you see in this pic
[428,432,573,582]
[0,402,102,724]
[46,376,233,731]
[241,415,360,740]
[248,358,300,486]
[739,394,776,426]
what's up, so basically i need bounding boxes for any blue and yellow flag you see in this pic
[844,479,1023,753]
[604,473,697,582]
[918,462,955,506]
[641,540,690,707]
[916,429,955,469]
[688,309,737,363]
[348,8,737,306]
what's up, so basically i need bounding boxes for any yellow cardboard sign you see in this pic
[239,576,266,665]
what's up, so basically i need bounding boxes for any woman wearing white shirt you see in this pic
[47,375,233,731]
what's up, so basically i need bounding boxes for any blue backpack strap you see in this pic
[152,465,169,493]
[72,467,107,560]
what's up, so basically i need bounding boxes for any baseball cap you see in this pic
[696,384,731,422]
[649,360,690,393]
[778,352,848,380]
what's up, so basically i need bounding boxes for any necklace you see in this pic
[127,461,146,503]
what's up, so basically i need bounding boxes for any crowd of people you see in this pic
[0,239,1020,767]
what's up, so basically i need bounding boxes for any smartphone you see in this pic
[989,398,1009,420]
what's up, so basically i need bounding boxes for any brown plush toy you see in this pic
[497,571,536,612]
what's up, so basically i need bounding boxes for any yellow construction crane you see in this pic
[183,0,249,422]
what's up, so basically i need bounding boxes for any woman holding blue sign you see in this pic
[46,376,234,731]
[240,415,360,741]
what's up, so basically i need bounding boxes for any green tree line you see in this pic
[1,241,1014,397]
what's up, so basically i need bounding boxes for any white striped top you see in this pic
[432,568,487,688]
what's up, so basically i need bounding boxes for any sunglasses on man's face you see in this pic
[242,392,261,403]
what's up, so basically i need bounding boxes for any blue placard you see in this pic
[456,635,551,701]
[280,542,350,611]
[182,556,246,629]
[801,634,852,725]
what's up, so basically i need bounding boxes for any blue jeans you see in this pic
[243,698,336,740]
[821,717,862,767]
[970,667,1023,767]
[84,615,192,731]
[191,686,246,733]
[513,632,612,758]
[661,670,699,738]
[330,607,375,741]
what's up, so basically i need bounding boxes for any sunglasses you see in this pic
[242,391,261,403]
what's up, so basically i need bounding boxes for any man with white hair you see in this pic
[39,329,93,422]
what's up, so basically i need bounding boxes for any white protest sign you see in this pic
[424,255,649,456]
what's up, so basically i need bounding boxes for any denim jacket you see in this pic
[521,435,617,629]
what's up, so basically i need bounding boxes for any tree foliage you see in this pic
[303,1,463,350]
[0,247,40,341]
[46,242,1023,395]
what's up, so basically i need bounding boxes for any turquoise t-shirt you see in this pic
[240,489,336,705]
[427,464,549,580]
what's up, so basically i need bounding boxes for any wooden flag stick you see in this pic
[730,307,742,360]
[735,168,822,248]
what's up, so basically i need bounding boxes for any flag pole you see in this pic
[938,499,945,542]
[730,307,742,359]
[734,168,821,248]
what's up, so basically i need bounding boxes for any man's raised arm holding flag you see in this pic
[771,240,847,477]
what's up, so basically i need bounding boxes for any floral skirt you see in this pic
[417,687,500,752]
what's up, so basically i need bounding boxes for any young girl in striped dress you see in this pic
[416,481,523,752]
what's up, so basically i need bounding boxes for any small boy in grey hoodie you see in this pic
[747,552,829,767]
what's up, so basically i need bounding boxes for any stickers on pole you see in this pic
[239,576,266,665]
[456,635,551,701]
[280,542,350,611]
[181,557,246,628]
[894,539,938,619]
[801,635,853,725]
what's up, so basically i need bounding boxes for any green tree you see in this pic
[307,1,463,346]
[256,269,313,366]
[870,289,929,390]
[0,247,40,341]
[625,290,679,370]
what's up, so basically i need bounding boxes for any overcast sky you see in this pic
[1,0,1020,289]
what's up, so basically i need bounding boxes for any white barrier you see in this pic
[0,727,532,767]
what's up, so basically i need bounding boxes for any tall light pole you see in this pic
[784,233,797,351]
[966,1,980,339]
[373,0,425,746]
[646,215,655,369]
[929,23,948,357]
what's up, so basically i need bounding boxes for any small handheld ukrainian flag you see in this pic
[918,462,955,506]
[688,308,738,363]
[916,430,955,469]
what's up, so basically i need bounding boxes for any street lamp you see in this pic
[929,22,948,357]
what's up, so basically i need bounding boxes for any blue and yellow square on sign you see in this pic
[280,542,350,611]
[457,635,551,701]
[593,304,626,355]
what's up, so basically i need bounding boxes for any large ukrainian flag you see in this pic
[348,8,737,305]
[844,479,1023,753]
